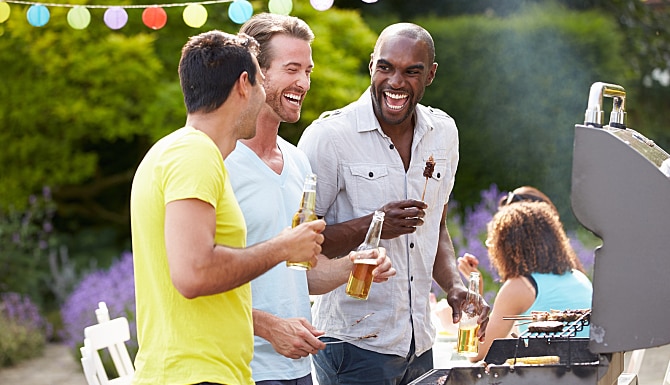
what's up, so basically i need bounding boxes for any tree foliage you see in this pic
[417,4,633,225]
[0,6,180,219]
[0,2,376,256]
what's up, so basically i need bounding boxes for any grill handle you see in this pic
[584,82,627,128]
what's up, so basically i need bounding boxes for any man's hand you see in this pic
[446,286,491,342]
[347,247,396,283]
[378,200,428,239]
[264,317,326,359]
[281,219,325,268]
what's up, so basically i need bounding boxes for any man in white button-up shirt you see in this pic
[298,23,490,385]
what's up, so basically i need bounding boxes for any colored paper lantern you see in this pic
[183,4,207,28]
[104,7,128,30]
[142,6,167,30]
[67,6,91,30]
[268,0,292,15]
[228,0,252,24]
[27,4,49,27]
[310,0,333,11]
[0,1,10,23]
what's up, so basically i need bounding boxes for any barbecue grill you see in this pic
[410,82,670,385]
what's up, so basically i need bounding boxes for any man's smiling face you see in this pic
[262,34,313,123]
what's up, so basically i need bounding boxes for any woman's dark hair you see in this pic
[487,201,584,281]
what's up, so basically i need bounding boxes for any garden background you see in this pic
[1,0,669,366]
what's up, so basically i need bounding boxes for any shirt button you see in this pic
[410,276,414,281]
[410,242,414,248]
[436,172,441,178]
[389,144,394,150]
[368,172,374,177]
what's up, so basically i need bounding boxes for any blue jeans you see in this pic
[256,374,313,385]
[312,338,433,385]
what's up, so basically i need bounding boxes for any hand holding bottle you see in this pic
[457,272,483,357]
[345,210,385,300]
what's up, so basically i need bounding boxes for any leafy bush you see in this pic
[60,251,137,362]
[0,187,58,308]
[0,292,52,367]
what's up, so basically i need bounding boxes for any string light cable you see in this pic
[0,0,337,29]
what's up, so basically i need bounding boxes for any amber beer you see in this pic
[286,174,317,270]
[457,319,480,357]
[345,211,385,300]
[457,271,481,357]
[345,257,376,300]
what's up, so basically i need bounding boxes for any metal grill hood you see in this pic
[571,82,670,354]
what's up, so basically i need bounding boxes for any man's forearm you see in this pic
[252,308,280,341]
[319,214,373,258]
[307,255,352,295]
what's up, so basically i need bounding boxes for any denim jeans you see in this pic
[312,338,433,385]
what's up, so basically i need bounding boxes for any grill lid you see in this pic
[571,82,670,354]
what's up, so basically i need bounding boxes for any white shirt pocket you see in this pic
[345,164,389,215]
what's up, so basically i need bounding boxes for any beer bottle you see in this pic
[457,271,481,357]
[345,210,385,300]
[286,173,318,270]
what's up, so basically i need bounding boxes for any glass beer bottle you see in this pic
[457,271,481,356]
[345,210,385,300]
[286,173,318,270]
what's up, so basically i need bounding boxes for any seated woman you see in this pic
[458,200,592,363]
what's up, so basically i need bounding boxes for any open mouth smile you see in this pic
[384,91,408,111]
[284,92,302,106]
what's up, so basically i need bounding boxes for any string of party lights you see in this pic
[0,0,373,30]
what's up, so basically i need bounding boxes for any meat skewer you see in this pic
[421,155,435,201]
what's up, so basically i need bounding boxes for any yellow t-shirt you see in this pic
[130,127,252,385]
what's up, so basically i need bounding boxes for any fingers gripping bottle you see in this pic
[345,210,385,300]
[457,271,480,356]
[286,173,318,270]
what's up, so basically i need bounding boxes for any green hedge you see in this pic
[417,3,633,226]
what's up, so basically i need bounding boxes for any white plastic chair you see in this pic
[80,302,134,385]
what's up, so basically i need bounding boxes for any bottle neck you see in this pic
[467,273,480,299]
[302,189,316,211]
[359,211,384,250]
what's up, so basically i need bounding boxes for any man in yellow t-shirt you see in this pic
[130,30,325,385]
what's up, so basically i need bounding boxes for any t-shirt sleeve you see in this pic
[161,134,225,208]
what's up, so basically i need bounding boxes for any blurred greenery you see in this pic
[0,0,669,350]
[418,3,635,226]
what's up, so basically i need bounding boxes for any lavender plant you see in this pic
[60,251,137,358]
[0,292,52,367]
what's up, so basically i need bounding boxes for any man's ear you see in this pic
[368,53,374,76]
[235,71,251,98]
[426,62,438,86]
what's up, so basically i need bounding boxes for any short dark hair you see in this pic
[239,13,314,69]
[179,30,260,113]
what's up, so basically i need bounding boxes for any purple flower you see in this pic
[60,252,136,353]
[0,292,52,339]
